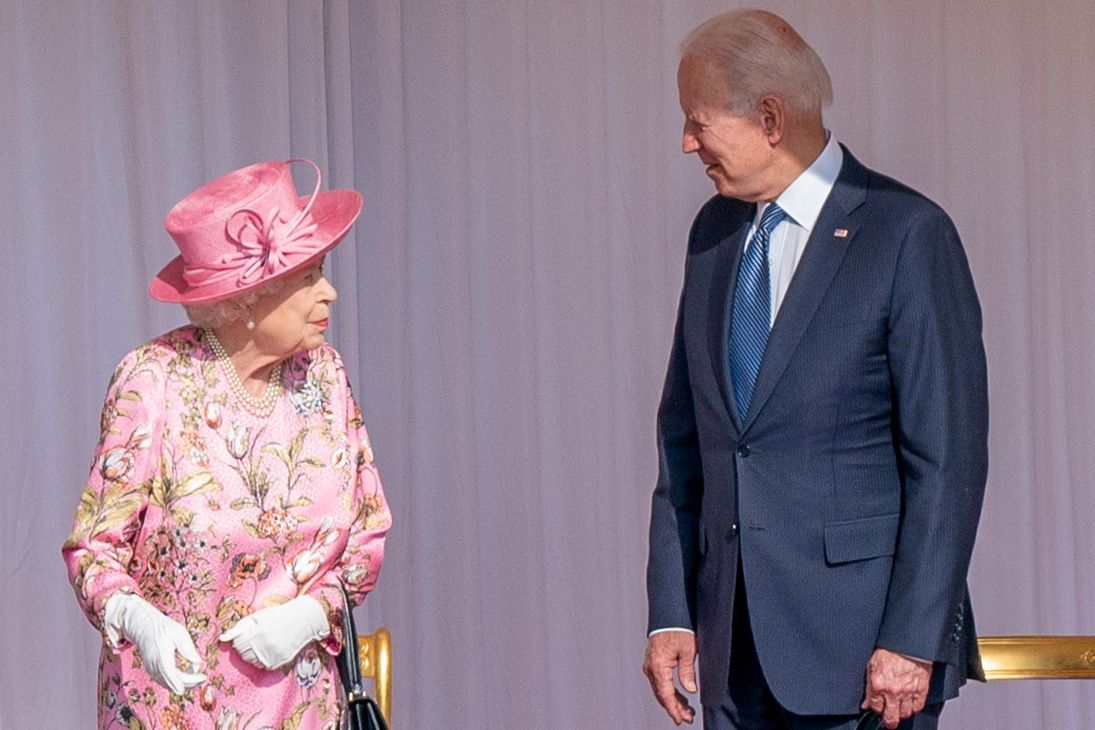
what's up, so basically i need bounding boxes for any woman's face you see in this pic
[249,258,337,357]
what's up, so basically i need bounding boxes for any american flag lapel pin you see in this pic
[834,228,849,238]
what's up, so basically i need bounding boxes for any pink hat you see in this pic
[150,158,362,304]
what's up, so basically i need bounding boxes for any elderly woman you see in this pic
[62,159,390,729]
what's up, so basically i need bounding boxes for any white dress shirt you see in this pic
[750,134,843,325]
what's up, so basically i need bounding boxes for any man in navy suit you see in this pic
[642,10,988,730]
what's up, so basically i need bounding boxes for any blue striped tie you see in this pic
[730,203,785,420]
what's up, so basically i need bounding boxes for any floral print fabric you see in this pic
[62,326,390,729]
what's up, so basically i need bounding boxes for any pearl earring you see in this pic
[246,317,255,330]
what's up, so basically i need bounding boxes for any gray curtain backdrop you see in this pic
[2,0,1094,727]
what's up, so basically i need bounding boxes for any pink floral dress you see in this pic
[62,326,390,730]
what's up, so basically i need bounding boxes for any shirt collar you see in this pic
[760,133,843,232]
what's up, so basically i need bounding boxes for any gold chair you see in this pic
[357,627,393,723]
[978,635,1095,680]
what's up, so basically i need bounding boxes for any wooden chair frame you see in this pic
[978,635,1095,680]
[357,628,392,723]
[348,631,1095,724]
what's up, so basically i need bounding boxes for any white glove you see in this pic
[104,593,207,694]
[219,595,330,670]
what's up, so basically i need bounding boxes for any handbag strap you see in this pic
[336,586,390,730]
[336,585,365,692]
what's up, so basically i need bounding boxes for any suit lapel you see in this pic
[741,150,869,434]
[706,207,754,433]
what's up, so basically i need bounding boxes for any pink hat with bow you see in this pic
[150,158,362,304]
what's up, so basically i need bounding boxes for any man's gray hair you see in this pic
[681,9,832,117]
[184,278,285,329]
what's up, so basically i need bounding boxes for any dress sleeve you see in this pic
[308,350,392,654]
[61,347,164,643]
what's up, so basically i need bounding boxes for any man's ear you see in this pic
[757,95,785,144]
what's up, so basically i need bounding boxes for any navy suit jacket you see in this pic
[646,147,988,715]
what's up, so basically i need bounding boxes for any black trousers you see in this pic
[702,566,942,730]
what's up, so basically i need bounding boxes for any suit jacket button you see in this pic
[727,523,739,539]
[737,444,751,458]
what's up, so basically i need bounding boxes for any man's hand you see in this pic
[642,631,698,725]
[861,648,932,729]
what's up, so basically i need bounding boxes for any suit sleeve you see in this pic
[875,207,988,665]
[646,228,706,634]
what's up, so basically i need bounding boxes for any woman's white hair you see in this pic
[184,278,285,329]
[681,9,832,117]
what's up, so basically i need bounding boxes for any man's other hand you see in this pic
[643,630,698,725]
[861,647,932,729]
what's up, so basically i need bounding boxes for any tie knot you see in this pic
[758,203,785,235]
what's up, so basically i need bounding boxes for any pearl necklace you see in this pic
[204,330,284,418]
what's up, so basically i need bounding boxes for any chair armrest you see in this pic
[978,635,1095,680]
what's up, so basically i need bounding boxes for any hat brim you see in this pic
[149,189,362,305]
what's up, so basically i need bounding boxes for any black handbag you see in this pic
[335,587,390,730]
[855,711,882,730]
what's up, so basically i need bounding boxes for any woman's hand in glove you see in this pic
[104,593,207,694]
[219,595,330,670]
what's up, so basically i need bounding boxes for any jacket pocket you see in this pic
[823,513,899,565]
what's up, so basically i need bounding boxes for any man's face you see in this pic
[677,56,777,202]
